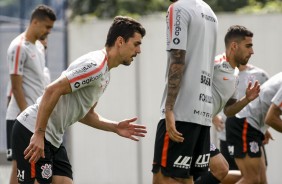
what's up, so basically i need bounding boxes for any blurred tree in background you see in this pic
[1,0,282,19]
[68,0,282,19]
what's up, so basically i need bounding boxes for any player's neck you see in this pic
[225,51,236,69]
[25,27,37,44]
[105,47,119,70]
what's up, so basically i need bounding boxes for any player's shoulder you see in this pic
[214,53,227,66]
[247,64,269,78]
[8,35,25,49]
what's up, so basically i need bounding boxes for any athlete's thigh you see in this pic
[235,150,265,178]
[190,125,210,177]
[12,121,35,183]
[52,143,73,180]
[152,120,204,179]
[209,152,228,175]
[52,175,73,184]
[220,140,238,170]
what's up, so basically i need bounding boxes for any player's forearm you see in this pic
[265,104,282,132]
[165,49,185,111]
[224,97,249,117]
[266,117,282,133]
[80,111,117,133]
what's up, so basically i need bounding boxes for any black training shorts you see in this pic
[12,120,73,184]
[152,119,210,179]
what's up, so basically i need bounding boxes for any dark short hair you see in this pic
[224,25,253,47]
[30,4,56,22]
[105,16,146,47]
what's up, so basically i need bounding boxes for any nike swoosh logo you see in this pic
[223,77,229,80]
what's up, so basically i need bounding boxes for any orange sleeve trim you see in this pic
[69,55,107,83]
[169,5,174,42]
[14,36,24,74]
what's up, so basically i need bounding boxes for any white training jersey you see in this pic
[160,0,218,126]
[212,53,238,116]
[6,34,46,120]
[217,64,269,141]
[236,72,282,134]
[17,48,110,148]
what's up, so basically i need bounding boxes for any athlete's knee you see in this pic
[210,154,229,181]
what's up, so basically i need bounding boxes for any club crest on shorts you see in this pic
[210,143,217,152]
[249,141,259,153]
[41,164,52,179]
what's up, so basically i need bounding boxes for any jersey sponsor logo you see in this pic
[195,153,210,168]
[70,62,97,76]
[249,141,259,153]
[74,82,80,88]
[173,38,180,45]
[201,71,211,86]
[81,73,103,85]
[174,8,182,37]
[201,13,216,23]
[222,63,231,70]
[193,109,212,118]
[199,93,212,104]
[201,75,211,86]
[173,155,192,169]
[17,169,25,182]
[41,164,52,179]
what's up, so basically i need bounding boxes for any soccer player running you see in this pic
[194,25,261,184]
[152,0,218,183]
[213,63,269,184]
[226,76,282,182]
[6,5,56,184]
[12,16,147,184]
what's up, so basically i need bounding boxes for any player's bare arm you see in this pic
[224,81,260,117]
[24,75,71,163]
[212,115,224,132]
[165,49,185,142]
[10,74,28,111]
[80,104,147,141]
[265,103,282,132]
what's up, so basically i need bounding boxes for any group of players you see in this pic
[4,1,282,184]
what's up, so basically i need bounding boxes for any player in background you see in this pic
[6,5,56,184]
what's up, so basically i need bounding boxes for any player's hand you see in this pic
[165,110,184,143]
[246,80,260,102]
[263,129,274,145]
[116,117,147,141]
[212,115,224,132]
[24,131,45,163]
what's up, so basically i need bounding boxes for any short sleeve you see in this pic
[166,3,190,51]
[64,60,107,92]
[8,43,26,75]
[271,86,282,111]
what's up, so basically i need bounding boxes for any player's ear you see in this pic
[230,41,238,51]
[116,36,125,47]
